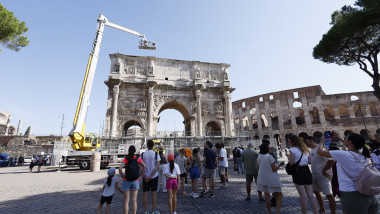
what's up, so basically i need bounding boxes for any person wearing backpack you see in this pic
[318,133,379,214]
[236,146,244,174]
[119,145,146,214]
[233,147,238,171]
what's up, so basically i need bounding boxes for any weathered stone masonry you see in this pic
[232,85,380,146]
[104,54,235,138]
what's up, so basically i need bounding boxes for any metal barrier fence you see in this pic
[52,136,278,165]
[52,141,72,166]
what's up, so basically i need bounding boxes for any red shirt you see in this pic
[122,155,142,181]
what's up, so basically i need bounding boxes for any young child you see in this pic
[164,154,181,214]
[97,167,122,214]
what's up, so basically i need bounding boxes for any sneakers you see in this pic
[189,192,199,198]
[210,193,214,198]
[200,190,208,198]
[219,184,227,189]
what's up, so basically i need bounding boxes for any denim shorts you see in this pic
[122,180,140,191]
[190,167,200,179]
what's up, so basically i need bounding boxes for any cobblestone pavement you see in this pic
[0,159,344,214]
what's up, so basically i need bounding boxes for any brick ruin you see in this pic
[232,85,380,147]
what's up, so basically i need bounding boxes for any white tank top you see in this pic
[290,147,309,165]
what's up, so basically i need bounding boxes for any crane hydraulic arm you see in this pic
[69,14,156,151]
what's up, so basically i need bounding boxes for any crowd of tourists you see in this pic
[29,154,51,172]
[7,155,25,166]
[96,132,380,214]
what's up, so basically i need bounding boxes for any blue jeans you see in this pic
[122,180,140,191]
[237,158,244,173]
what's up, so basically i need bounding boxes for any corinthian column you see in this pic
[110,84,120,137]
[196,88,202,136]
[224,90,234,136]
[147,86,154,137]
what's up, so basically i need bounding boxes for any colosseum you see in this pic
[232,85,380,148]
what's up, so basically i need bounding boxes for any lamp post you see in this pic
[350,96,368,139]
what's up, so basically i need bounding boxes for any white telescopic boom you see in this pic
[70,14,155,138]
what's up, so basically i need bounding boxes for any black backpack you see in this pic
[236,149,241,158]
[125,156,140,181]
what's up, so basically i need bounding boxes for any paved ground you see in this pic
[0,159,343,214]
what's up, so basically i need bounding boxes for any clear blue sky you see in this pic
[1,0,371,135]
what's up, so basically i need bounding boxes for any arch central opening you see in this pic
[157,101,191,136]
[123,120,143,137]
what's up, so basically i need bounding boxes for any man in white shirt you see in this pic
[216,143,228,188]
[142,140,161,214]
[305,136,336,214]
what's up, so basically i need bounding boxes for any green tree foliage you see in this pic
[313,0,380,100]
[0,3,29,52]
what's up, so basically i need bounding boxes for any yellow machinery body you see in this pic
[69,131,101,151]
[152,140,165,154]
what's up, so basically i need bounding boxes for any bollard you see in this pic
[90,152,101,172]
[57,161,61,173]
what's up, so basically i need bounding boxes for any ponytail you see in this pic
[106,175,113,187]
[170,160,174,173]
[127,145,136,162]
[347,133,370,158]
[362,146,371,158]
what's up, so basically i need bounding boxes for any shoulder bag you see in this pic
[285,152,303,175]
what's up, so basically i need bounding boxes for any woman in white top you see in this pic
[318,133,379,214]
[164,154,181,214]
[288,135,318,214]
[257,143,285,214]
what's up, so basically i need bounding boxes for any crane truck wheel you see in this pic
[79,161,90,170]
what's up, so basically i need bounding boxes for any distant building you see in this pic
[232,85,380,147]
[124,128,143,137]
[0,110,15,136]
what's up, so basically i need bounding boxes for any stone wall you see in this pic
[232,85,380,146]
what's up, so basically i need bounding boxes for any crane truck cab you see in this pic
[152,140,165,154]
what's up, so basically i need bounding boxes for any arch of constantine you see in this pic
[103,53,235,139]
[232,85,380,147]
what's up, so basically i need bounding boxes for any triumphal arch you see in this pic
[104,53,235,138]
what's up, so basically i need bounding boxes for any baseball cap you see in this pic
[168,154,175,161]
[107,167,116,176]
